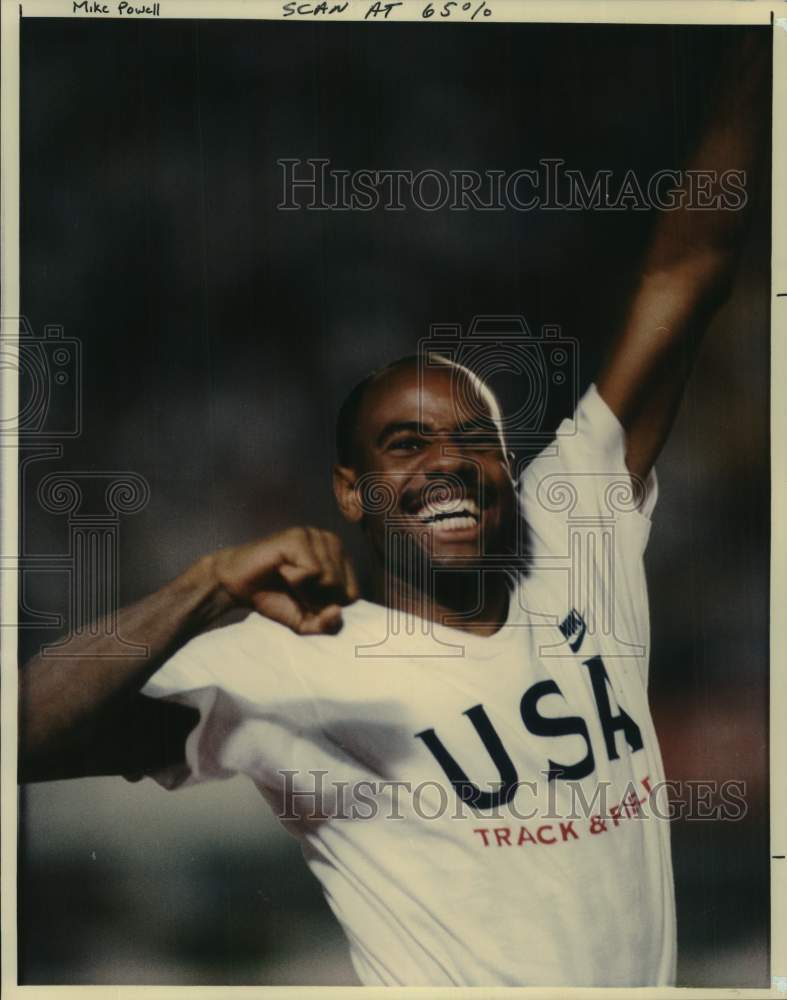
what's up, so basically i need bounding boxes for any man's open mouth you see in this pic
[412,497,481,532]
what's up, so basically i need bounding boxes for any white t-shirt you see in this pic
[142,384,677,987]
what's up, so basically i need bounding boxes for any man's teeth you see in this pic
[414,498,480,526]
[429,515,478,532]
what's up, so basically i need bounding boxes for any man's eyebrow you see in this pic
[376,418,501,448]
[376,421,430,447]
[456,416,499,434]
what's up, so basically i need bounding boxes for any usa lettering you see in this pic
[415,656,644,811]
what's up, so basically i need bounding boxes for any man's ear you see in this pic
[333,464,363,523]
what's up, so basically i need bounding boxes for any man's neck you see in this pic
[373,568,510,637]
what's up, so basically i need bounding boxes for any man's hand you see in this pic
[211,527,360,635]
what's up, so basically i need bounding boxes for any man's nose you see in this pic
[422,439,479,478]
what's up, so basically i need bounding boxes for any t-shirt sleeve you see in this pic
[520,382,657,546]
[137,613,320,792]
[517,383,657,681]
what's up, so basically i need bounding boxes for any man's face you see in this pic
[338,362,518,571]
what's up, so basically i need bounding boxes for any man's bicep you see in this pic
[20,695,199,783]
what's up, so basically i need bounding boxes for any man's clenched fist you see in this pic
[209,527,360,635]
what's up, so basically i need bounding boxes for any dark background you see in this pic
[18,18,770,986]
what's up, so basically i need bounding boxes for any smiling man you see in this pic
[18,35,768,988]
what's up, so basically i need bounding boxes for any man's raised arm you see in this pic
[596,33,770,482]
[19,527,358,782]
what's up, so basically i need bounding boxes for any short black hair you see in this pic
[335,355,422,468]
[334,353,502,468]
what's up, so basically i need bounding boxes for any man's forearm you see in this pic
[19,526,360,781]
[596,33,769,477]
[19,554,233,779]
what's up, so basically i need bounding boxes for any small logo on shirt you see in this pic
[558,608,587,653]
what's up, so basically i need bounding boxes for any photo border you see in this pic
[1,1,783,997]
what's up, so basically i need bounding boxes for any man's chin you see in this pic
[399,521,487,565]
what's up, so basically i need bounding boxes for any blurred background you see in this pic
[17,18,769,987]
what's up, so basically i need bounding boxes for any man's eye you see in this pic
[389,437,425,453]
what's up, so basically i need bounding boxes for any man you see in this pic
[19,35,768,987]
